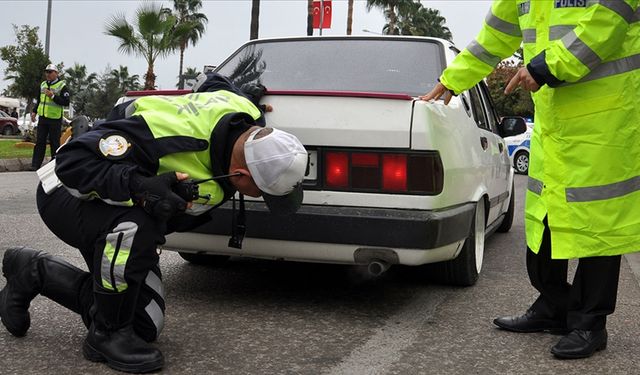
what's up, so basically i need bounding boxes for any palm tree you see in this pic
[366,0,415,35]
[64,63,98,94]
[410,7,452,40]
[105,2,184,90]
[110,65,141,94]
[178,66,201,89]
[250,0,260,40]
[64,63,98,116]
[171,0,208,89]
[346,0,354,35]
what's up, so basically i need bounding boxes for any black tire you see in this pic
[428,200,486,286]
[2,125,13,136]
[514,151,529,174]
[497,181,515,233]
[178,252,230,266]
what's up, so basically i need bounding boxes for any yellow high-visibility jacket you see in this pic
[440,0,640,259]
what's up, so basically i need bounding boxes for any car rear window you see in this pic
[216,38,444,97]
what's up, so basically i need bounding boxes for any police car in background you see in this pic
[505,121,533,174]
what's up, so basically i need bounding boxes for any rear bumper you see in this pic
[189,201,475,250]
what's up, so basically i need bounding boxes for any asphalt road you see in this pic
[0,172,639,375]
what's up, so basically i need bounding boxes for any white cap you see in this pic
[244,128,308,215]
[45,64,58,72]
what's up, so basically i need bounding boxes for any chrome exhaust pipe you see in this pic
[367,259,390,276]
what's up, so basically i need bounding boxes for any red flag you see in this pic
[312,1,332,29]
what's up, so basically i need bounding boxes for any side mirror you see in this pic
[498,116,527,138]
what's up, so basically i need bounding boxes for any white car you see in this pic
[505,122,533,174]
[139,36,526,286]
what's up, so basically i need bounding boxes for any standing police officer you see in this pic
[422,0,639,360]
[30,63,71,170]
[0,73,307,373]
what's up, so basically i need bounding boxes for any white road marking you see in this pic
[323,288,449,375]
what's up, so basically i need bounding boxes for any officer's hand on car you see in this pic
[130,172,193,222]
[419,82,454,105]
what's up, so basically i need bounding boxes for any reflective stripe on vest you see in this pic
[528,177,543,195]
[561,30,602,70]
[587,0,636,23]
[467,39,502,68]
[485,10,522,36]
[566,175,640,202]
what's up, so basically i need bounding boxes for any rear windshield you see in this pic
[216,38,444,97]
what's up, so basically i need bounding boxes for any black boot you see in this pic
[0,247,92,337]
[83,286,163,373]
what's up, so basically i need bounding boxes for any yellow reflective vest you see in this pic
[440,0,640,259]
[131,91,262,208]
[37,80,66,119]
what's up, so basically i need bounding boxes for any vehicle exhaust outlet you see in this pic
[367,260,390,276]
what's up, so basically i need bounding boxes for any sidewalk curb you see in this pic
[0,158,33,172]
[0,157,51,172]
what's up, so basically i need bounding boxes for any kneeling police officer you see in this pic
[0,73,307,373]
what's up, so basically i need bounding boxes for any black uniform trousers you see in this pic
[32,117,62,169]
[36,184,166,341]
[527,218,621,331]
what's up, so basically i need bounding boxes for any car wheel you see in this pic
[178,252,230,266]
[496,181,515,233]
[2,126,13,136]
[428,200,486,286]
[514,151,529,174]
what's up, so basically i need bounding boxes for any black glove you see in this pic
[130,172,188,222]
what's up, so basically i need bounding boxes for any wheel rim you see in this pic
[474,201,486,274]
[516,154,529,173]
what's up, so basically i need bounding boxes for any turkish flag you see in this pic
[312,0,332,29]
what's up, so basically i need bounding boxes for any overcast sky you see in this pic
[0,0,491,93]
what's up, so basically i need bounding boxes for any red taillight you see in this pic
[382,154,407,191]
[325,152,349,188]
[322,150,443,194]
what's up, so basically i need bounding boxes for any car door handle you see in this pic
[480,136,488,150]
[498,142,504,153]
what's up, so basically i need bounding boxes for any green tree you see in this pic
[250,0,260,40]
[396,4,452,40]
[110,65,141,94]
[366,0,415,35]
[486,60,534,119]
[0,25,50,109]
[178,66,201,89]
[171,0,208,89]
[64,63,98,116]
[84,66,123,120]
[105,2,185,90]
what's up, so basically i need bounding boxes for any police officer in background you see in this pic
[30,63,71,170]
[421,0,639,360]
[0,73,307,373]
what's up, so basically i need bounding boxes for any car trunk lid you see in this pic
[262,91,415,148]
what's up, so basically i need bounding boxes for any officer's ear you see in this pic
[229,168,260,197]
